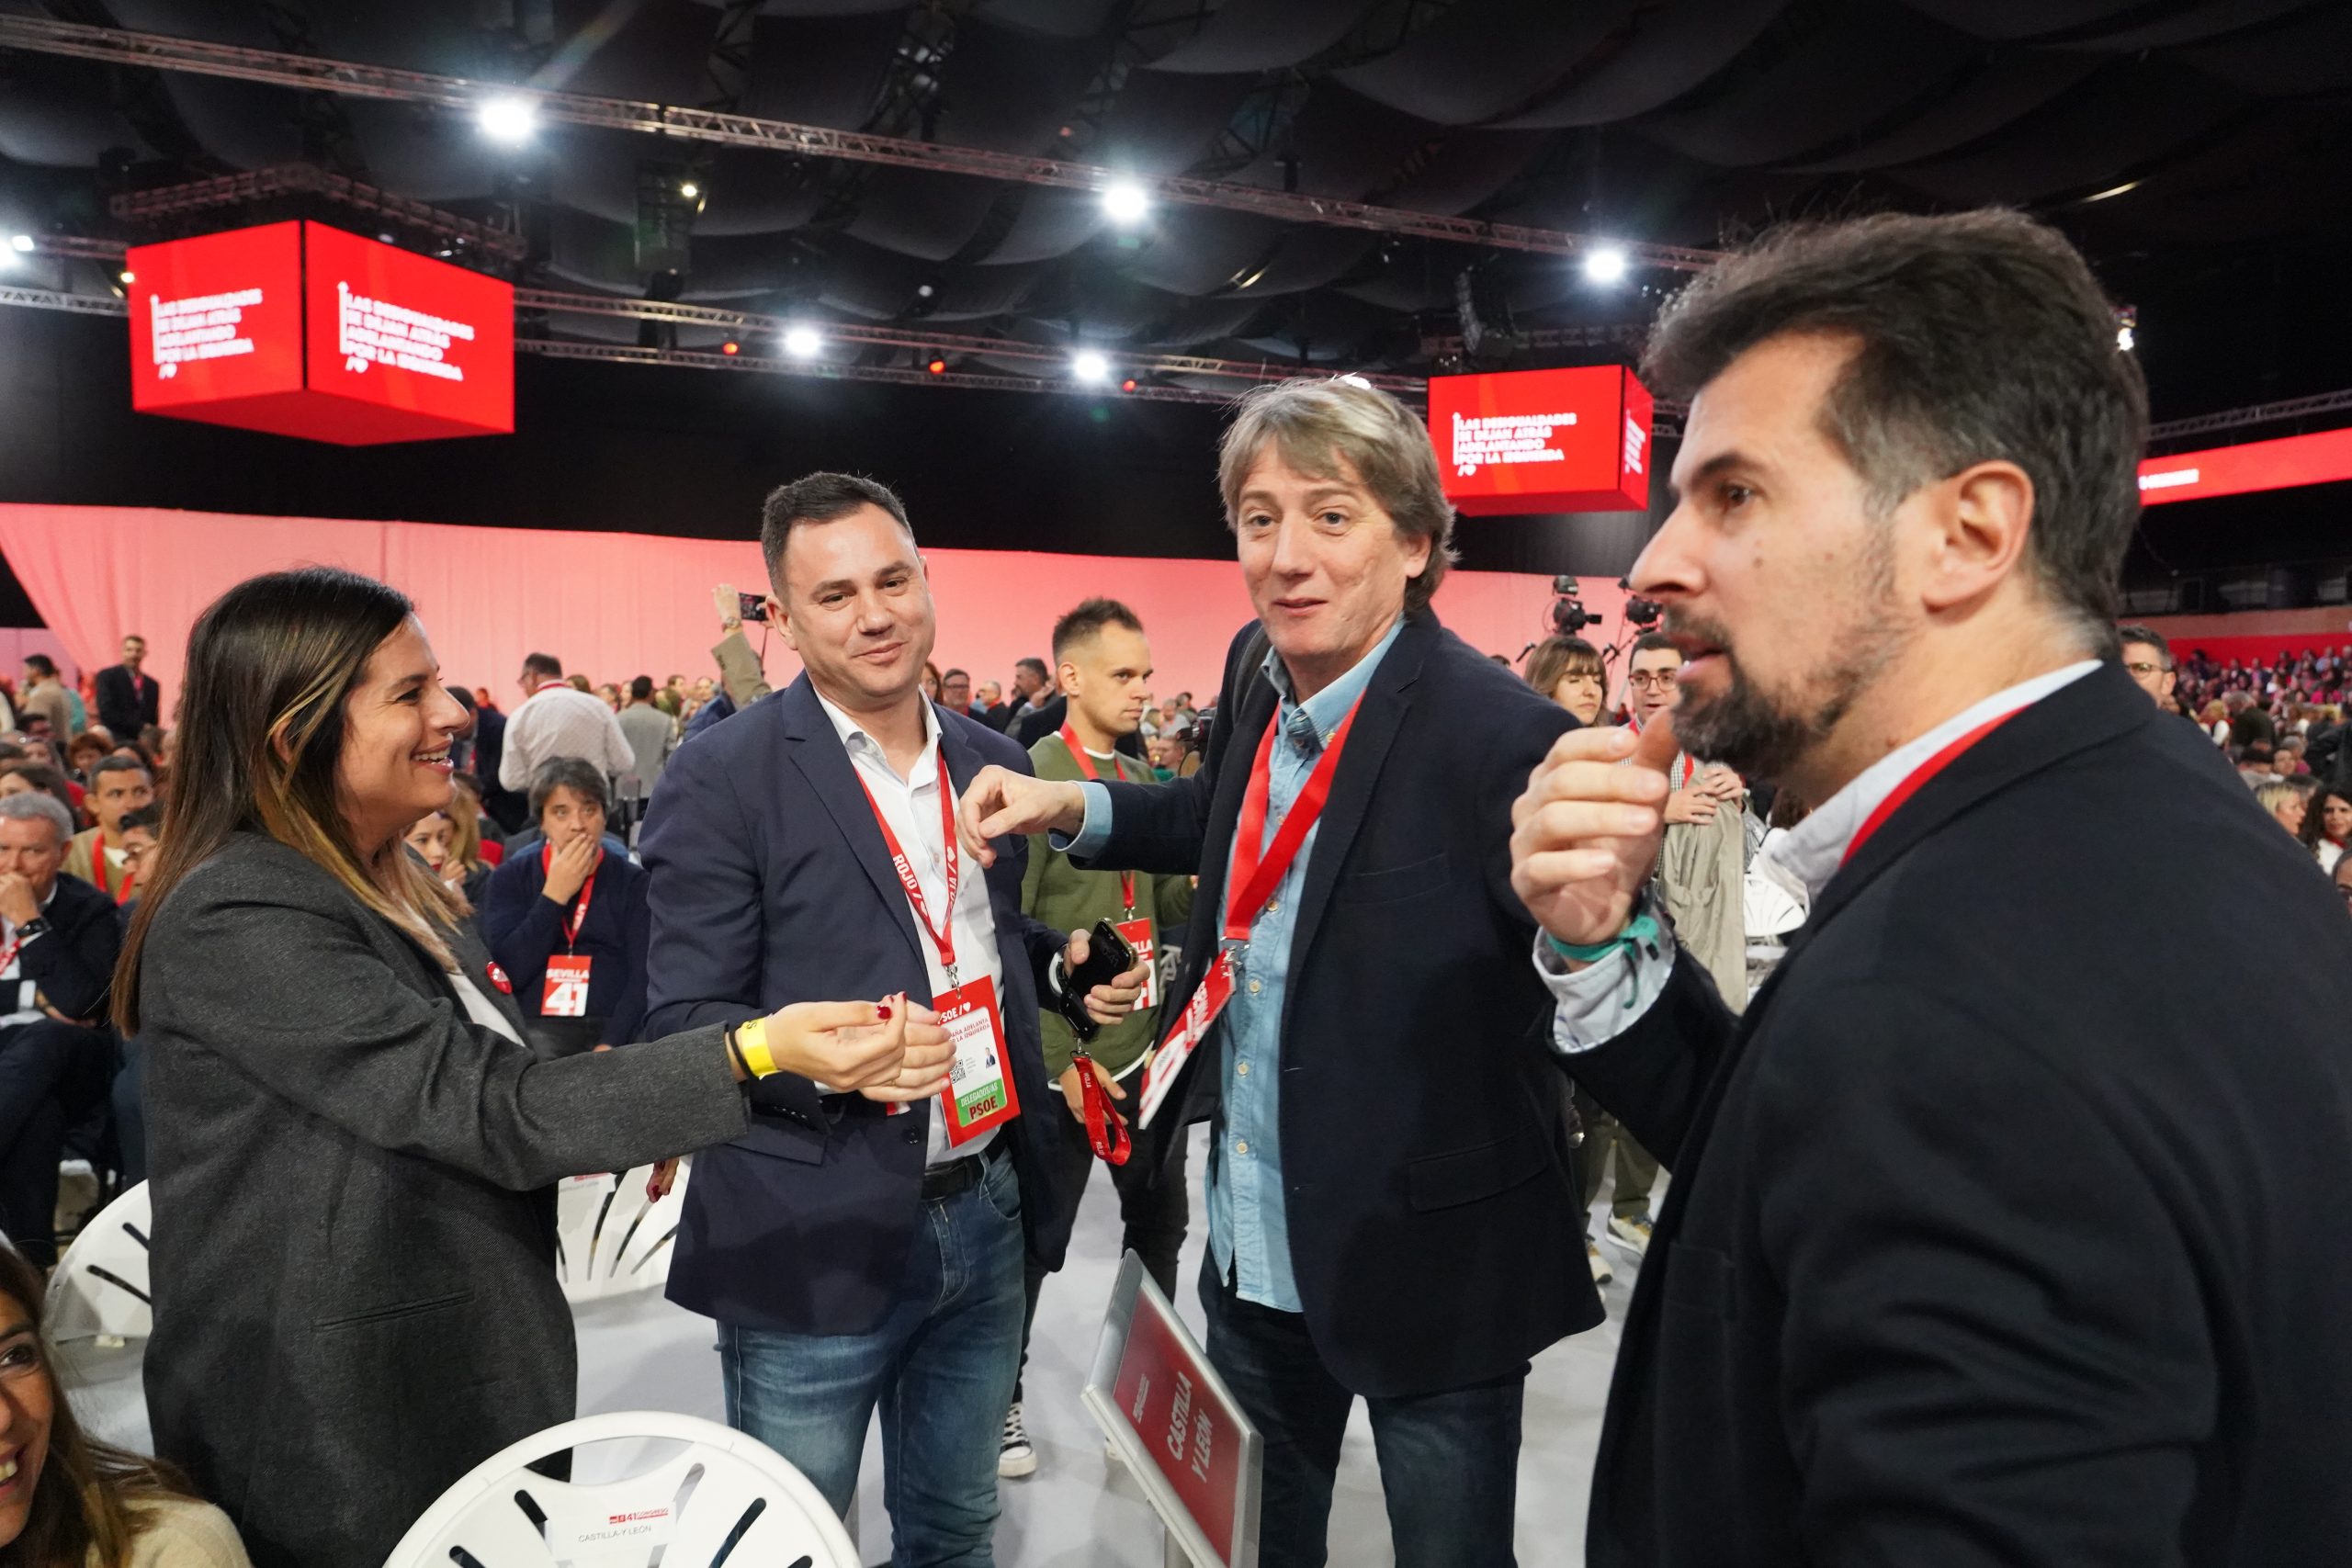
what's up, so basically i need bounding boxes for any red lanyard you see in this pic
[1841,708,2025,867]
[539,842,597,949]
[857,756,962,977]
[1059,725,1136,913]
[1223,700,1362,941]
[1070,1050,1131,1165]
[90,840,134,903]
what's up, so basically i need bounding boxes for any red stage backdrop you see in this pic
[0,504,1633,720]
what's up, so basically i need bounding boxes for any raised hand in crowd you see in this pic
[539,833,600,905]
[1510,710,1680,949]
[0,868,39,928]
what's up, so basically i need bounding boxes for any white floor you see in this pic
[59,1126,1647,1566]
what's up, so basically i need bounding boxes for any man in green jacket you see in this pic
[1000,597,1193,1480]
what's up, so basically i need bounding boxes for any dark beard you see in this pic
[1667,536,1908,782]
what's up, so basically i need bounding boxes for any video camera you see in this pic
[1549,576,1602,637]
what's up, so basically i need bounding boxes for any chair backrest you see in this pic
[554,1163,689,1303]
[379,1410,859,1568]
[45,1179,153,1342]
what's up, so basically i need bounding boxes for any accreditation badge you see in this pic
[542,953,593,1018]
[935,976,1021,1145]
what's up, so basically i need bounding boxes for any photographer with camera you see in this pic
[995,597,1195,1480]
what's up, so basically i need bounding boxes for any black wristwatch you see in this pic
[16,916,51,941]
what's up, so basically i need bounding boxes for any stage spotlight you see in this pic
[1101,181,1150,225]
[1121,378,1138,393]
[784,326,821,359]
[720,340,740,355]
[1583,246,1628,285]
[119,269,135,285]
[1072,349,1110,383]
[8,234,34,254]
[680,180,700,200]
[2115,305,2139,354]
[478,95,539,145]
[926,354,948,375]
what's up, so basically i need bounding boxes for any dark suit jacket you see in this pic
[94,662,159,741]
[137,832,749,1568]
[1568,662,2352,1567]
[639,677,1076,1336]
[1009,692,1067,748]
[20,870,121,1023]
[1080,611,1595,1397]
[469,705,529,833]
[979,702,1015,733]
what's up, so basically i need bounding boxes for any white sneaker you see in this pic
[998,1403,1037,1479]
[1607,1213,1653,1260]
[1587,1240,1613,1285]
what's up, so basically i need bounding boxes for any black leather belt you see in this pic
[921,1139,1005,1201]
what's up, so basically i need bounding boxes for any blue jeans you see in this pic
[1200,1258,1525,1568]
[720,1145,1025,1568]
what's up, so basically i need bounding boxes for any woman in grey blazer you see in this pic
[114,568,955,1568]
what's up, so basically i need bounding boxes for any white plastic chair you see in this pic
[379,1410,859,1568]
[555,1162,689,1303]
[44,1179,153,1342]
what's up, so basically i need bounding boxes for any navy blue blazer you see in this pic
[476,848,651,1042]
[1078,610,1597,1397]
[639,675,1075,1336]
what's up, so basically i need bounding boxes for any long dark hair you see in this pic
[2301,784,2351,852]
[0,1244,198,1566]
[113,568,463,1033]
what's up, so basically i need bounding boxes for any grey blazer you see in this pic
[136,832,748,1568]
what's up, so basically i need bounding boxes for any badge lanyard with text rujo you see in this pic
[1136,699,1362,1129]
[1059,724,1158,1010]
[538,842,597,1018]
[858,766,1021,1145]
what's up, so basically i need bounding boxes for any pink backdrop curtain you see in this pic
[0,502,1634,720]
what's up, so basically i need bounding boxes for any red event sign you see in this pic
[2137,427,2352,506]
[127,220,513,446]
[1105,1282,1247,1562]
[1426,364,1654,514]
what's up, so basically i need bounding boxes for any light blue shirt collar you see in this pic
[1261,615,1406,750]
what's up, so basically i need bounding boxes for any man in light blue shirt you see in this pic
[959,379,1595,1568]
[1066,616,1404,1311]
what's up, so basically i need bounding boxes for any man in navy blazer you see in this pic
[639,471,1146,1565]
[961,381,1594,1568]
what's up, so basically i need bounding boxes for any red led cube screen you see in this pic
[126,221,514,446]
[1427,365,1655,514]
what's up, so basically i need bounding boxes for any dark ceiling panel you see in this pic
[1637,6,1978,168]
[2053,0,2320,51]
[1144,0,1383,75]
[978,188,1106,265]
[926,18,1101,153]
[844,167,1005,260]
[1895,58,2246,205]
[972,0,1125,39]
[541,0,719,104]
[1336,0,1635,127]
[1095,73,1255,177]
[1894,0,2147,41]
[1792,51,2103,173]
[2180,4,2352,96]
[741,11,908,130]
[1374,130,1549,217]
[1497,0,1790,129]
[0,55,147,168]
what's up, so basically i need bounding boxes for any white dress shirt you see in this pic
[814,690,1003,1166]
[1537,660,2102,1052]
[497,682,638,793]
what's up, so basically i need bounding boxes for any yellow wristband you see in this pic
[735,1017,779,1077]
